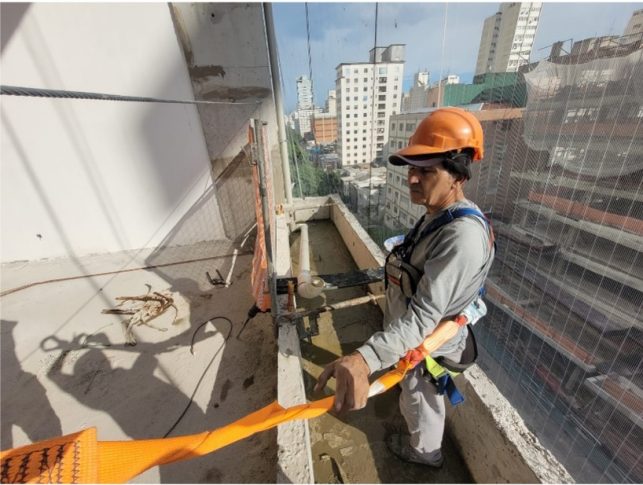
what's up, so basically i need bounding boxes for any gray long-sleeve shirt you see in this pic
[357,199,495,373]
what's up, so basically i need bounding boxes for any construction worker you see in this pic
[315,107,495,468]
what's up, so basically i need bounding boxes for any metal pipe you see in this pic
[295,224,324,299]
[263,3,295,231]
[277,293,384,323]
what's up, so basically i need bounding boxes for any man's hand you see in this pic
[314,352,371,413]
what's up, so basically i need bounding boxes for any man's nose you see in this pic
[408,171,420,184]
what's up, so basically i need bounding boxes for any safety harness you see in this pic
[385,207,495,405]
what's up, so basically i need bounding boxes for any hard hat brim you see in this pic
[388,144,449,167]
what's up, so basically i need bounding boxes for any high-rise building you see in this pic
[624,8,643,38]
[296,75,313,110]
[475,3,542,75]
[335,44,405,167]
[295,75,315,136]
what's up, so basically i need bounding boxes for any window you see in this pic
[378,103,386,109]
[378,67,387,75]
[378,111,385,118]
[345,97,350,101]
[406,123,415,131]
[391,123,396,130]
[379,86,387,93]
[363,87,368,92]
[398,141,403,149]
[378,95,386,101]
[354,87,359,92]
[379,77,387,83]
[363,68,368,73]
[363,78,368,82]
[354,105,358,110]
[363,95,369,102]
[354,96,358,101]
[390,140,396,148]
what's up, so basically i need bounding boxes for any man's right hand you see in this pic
[314,352,371,413]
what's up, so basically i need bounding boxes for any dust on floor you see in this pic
[291,221,473,484]
[1,240,277,483]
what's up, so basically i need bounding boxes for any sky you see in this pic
[273,2,643,112]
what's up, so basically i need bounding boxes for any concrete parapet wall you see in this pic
[327,195,386,311]
[274,214,315,483]
[447,365,574,484]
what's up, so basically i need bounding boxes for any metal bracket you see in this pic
[206,269,227,288]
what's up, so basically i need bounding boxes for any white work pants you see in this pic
[399,348,464,464]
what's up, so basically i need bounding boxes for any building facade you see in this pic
[335,44,405,167]
[402,71,430,113]
[296,75,315,136]
[312,113,337,145]
[475,2,542,76]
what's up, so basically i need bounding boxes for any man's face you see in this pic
[407,163,457,208]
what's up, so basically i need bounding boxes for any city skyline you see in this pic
[274,2,643,112]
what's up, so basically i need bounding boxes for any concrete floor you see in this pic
[290,221,473,484]
[1,239,277,483]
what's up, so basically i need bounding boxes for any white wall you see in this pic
[1,3,224,262]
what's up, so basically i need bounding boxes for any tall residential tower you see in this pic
[475,3,542,75]
[335,44,405,166]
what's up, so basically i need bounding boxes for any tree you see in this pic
[287,127,341,197]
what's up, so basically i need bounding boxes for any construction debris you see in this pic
[102,290,177,345]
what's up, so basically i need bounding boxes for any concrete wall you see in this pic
[447,366,574,483]
[1,4,220,262]
[1,3,281,263]
[169,3,284,240]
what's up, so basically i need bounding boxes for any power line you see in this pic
[0,85,262,106]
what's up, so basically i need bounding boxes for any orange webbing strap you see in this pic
[1,361,411,484]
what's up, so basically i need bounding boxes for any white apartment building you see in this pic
[475,2,542,75]
[296,75,313,109]
[335,44,405,167]
[296,75,315,136]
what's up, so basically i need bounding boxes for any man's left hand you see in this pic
[314,352,370,413]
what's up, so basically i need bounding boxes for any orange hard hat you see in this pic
[389,107,484,166]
